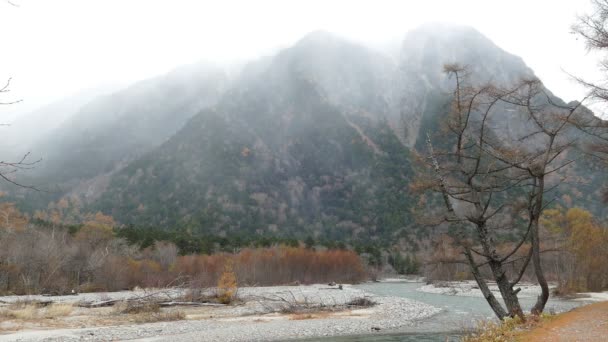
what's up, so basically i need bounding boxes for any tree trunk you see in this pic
[477,222,525,320]
[464,248,508,320]
[531,177,549,315]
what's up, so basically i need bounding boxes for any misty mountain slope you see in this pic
[272,31,398,116]
[397,24,537,147]
[0,84,121,160]
[89,26,606,239]
[95,43,414,242]
[21,63,227,191]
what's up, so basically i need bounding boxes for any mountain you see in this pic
[8,24,605,243]
[13,63,227,204]
[0,84,120,159]
[95,32,413,243]
[93,27,558,242]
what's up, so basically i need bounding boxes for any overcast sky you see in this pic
[0,0,601,119]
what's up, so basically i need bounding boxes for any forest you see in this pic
[0,201,367,294]
[1,193,606,299]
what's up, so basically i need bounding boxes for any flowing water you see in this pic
[307,281,594,342]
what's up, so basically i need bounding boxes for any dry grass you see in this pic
[132,310,186,323]
[0,302,73,321]
[290,313,314,320]
[113,301,160,315]
[462,315,550,342]
[112,300,185,323]
[0,301,43,320]
[8,304,39,320]
[289,311,332,320]
[43,304,74,319]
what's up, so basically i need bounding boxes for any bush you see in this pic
[346,297,376,307]
[217,260,238,304]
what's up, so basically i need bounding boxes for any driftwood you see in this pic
[78,299,121,308]
[158,301,225,307]
[41,291,78,297]
[78,299,227,308]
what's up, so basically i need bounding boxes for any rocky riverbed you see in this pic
[0,284,441,341]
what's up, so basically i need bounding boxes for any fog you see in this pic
[0,0,601,121]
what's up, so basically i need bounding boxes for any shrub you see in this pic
[462,315,551,342]
[462,317,522,342]
[346,297,376,307]
[217,260,238,304]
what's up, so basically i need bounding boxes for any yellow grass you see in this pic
[289,311,332,320]
[0,304,38,320]
[462,315,550,342]
[43,304,73,319]
[0,302,74,321]
[132,310,186,323]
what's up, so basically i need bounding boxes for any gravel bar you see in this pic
[0,284,441,342]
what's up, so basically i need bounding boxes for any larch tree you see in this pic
[419,64,590,319]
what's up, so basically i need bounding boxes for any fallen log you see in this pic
[158,302,226,307]
[78,299,120,308]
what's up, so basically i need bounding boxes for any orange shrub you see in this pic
[172,246,366,286]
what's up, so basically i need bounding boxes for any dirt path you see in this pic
[517,301,608,341]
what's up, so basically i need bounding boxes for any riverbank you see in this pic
[417,280,608,304]
[0,284,441,341]
[514,301,608,342]
[417,280,553,299]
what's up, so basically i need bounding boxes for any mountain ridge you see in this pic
[6,24,605,243]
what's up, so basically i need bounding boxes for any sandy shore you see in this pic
[0,284,441,341]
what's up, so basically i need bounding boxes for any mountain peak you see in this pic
[402,23,500,54]
[399,22,533,86]
[296,30,341,46]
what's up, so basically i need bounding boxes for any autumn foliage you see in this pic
[175,247,365,287]
[541,207,608,292]
[217,260,237,304]
[0,202,366,294]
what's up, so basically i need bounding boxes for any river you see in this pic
[308,281,594,342]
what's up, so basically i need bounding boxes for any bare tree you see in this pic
[1,2,41,189]
[0,79,40,189]
[420,64,588,319]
